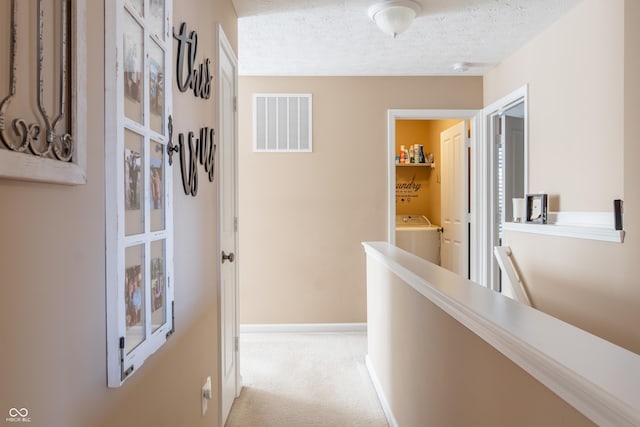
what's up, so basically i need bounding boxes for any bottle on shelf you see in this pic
[400,145,406,164]
[418,144,425,163]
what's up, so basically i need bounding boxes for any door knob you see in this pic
[222,251,235,263]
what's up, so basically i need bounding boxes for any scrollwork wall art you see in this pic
[0,0,86,184]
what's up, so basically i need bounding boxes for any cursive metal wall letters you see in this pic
[167,115,216,197]
[172,22,212,100]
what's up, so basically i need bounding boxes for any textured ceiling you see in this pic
[233,0,583,76]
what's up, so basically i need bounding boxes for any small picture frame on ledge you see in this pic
[526,194,548,224]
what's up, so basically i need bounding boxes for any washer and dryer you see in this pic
[395,214,441,265]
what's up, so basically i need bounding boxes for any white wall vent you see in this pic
[253,94,312,152]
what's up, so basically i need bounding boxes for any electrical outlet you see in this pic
[202,376,212,416]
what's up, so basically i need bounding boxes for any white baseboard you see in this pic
[240,322,367,334]
[365,355,398,427]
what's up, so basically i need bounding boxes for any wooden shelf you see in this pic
[396,162,435,168]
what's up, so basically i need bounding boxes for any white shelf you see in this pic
[503,221,624,243]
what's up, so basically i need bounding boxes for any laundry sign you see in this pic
[396,174,422,204]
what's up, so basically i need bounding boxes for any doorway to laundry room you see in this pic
[387,110,480,281]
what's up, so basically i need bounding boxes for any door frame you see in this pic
[387,109,484,283]
[216,23,240,424]
[482,85,529,291]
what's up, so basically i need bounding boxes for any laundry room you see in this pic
[394,119,464,265]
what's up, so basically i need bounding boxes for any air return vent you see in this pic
[253,94,312,152]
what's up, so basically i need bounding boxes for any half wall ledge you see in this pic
[362,241,640,427]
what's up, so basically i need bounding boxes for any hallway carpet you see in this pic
[225,332,389,427]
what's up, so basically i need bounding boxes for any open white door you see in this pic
[218,25,239,425]
[501,114,525,225]
[483,86,528,292]
[440,121,469,278]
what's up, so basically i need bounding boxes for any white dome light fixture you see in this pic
[453,62,471,73]
[368,0,422,39]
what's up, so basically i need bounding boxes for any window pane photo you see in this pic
[125,244,146,354]
[150,240,166,333]
[124,130,145,235]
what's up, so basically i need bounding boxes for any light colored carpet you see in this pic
[225,332,389,427]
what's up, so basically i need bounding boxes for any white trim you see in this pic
[216,23,241,424]
[365,355,399,427]
[104,0,120,388]
[363,241,640,427]
[240,323,368,334]
[469,111,485,286]
[386,109,483,283]
[482,85,529,292]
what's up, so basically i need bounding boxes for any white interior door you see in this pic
[502,114,525,224]
[441,121,469,278]
[218,26,239,425]
[483,86,528,292]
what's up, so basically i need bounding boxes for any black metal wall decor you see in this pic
[173,22,212,100]
[167,115,216,197]
[0,0,74,161]
[168,22,217,197]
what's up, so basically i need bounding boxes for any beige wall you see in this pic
[0,2,237,426]
[366,256,594,427]
[485,0,639,353]
[238,77,483,324]
[484,0,624,210]
[237,0,640,357]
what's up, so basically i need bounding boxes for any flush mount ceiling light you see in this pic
[453,62,471,72]
[368,0,422,39]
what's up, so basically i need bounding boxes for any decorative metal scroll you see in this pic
[0,0,74,162]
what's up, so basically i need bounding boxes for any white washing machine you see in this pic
[395,215,441,265]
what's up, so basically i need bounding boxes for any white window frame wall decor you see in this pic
[105,0,174,387]
[253,93,312,152]
[0,0,87,185]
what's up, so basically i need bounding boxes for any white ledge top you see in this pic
[503,211,624,243]
[503,221,624,243]
[362,241,640,427]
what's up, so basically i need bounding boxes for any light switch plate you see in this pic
[202,376,212,416]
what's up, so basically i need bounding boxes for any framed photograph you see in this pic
[149,0,165,40]
[124,244,145,354]
[124,148,142,211]
[526,193,548,224]
[150,148,163,210]
[148,42,165,133]
[123,12,143,123]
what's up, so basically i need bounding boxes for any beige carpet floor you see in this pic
[225,332,389,427]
